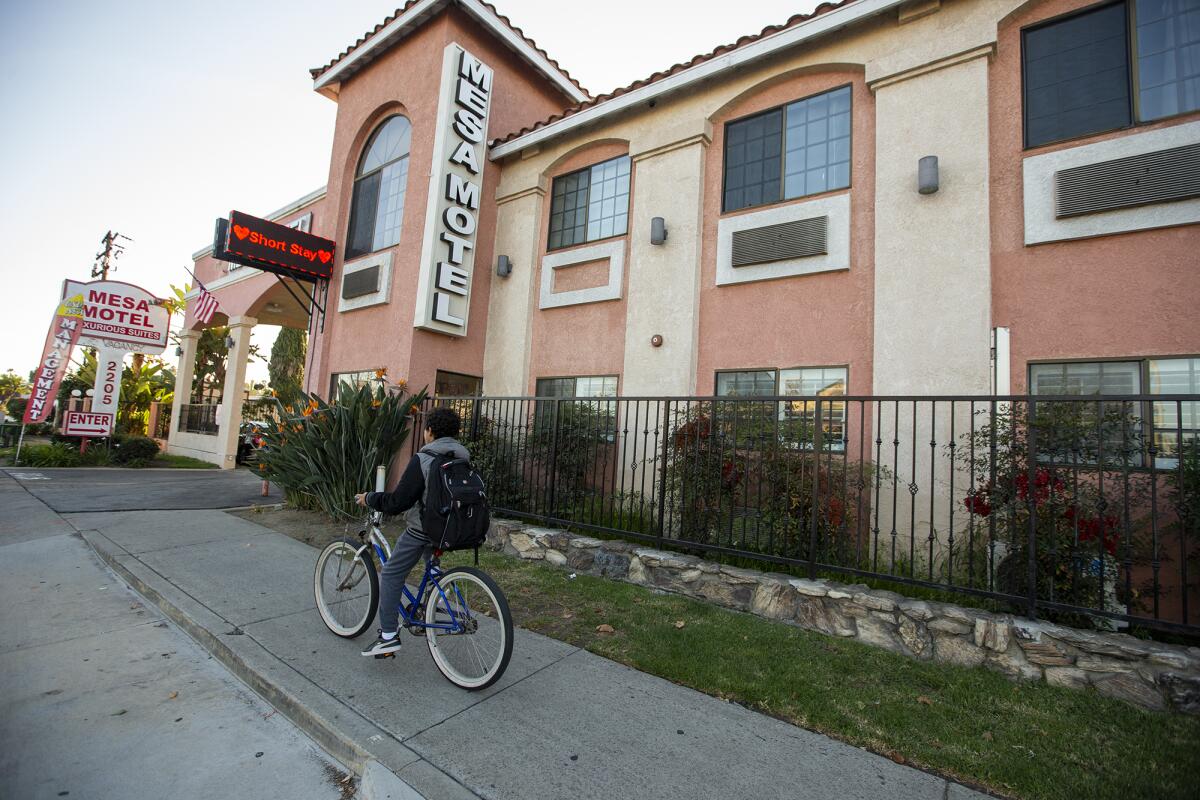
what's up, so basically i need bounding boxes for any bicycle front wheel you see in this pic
[314,538,378,638]
[425,567,513,690]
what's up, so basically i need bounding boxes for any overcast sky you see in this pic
[0,0,816,384]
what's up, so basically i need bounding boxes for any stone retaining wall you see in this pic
[488,519,1200,714]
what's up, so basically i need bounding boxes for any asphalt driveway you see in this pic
[1,467,271,512]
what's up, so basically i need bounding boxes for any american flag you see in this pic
[193,280,220,324]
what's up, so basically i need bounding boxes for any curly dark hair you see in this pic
[425,406,461,440]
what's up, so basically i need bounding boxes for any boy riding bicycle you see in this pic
[354,406,469,656]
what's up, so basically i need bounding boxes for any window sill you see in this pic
[545,232,627,257]
[720,186,852,220]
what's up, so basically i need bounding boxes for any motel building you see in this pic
[168,0,1200,472]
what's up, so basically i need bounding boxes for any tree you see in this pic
[0,370,29,407]
[268,328,307,406]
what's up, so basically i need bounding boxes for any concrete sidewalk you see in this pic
[0,474,361,799]
[64,505,991,800]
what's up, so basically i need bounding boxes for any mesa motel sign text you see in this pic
[413,44,494,337]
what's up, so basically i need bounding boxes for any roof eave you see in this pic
[488,0,905,160]
[312,0,588,104]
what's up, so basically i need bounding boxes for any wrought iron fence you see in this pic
[178,403,219,435]
[418,394,1200,635]
[152,403,173,440]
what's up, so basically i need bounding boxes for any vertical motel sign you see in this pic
[413,44,493,336]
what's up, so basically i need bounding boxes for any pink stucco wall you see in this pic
[990,0,1200,393]
[307,7,575,399]
[696,68,876,397]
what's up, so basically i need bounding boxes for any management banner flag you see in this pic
[24,293,85,425]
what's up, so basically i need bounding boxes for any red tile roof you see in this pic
[309,0,589,99]
[489,0,857,147]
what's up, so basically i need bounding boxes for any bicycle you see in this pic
[313,510,513,690]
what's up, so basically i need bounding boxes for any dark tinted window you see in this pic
[347,116,412,258]
[1023,3,1132,147]
[723,109,783,212]
[547,156,631,251]
[1136,0,1200,121]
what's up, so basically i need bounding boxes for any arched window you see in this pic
[346,115,412,258]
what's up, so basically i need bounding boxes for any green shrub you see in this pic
[19,441,112,467]
[23,443,82,467]
[255,383,427,519]
[112,435,161,466]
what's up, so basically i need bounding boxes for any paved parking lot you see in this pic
[2,467,272,512]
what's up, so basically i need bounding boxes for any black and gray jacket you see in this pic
[364,437,470,540]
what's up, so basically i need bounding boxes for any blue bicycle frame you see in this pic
[359,511,467,634]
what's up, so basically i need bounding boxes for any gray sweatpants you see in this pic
[378,529,432,634]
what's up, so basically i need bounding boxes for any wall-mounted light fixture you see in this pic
[650,217,668,245]
[225,335,235,349]
[918,156,939,195]
[496,254,512,278]
[175,346,183,357]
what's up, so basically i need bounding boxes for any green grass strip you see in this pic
[442,548,1200,800]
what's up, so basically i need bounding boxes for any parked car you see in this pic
[236,421,267,464]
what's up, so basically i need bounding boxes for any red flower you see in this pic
[1065,505,1121,556]
[964,492,992,517]
[1015,469,1066,507]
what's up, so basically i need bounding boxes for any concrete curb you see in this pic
[77,527,453,800]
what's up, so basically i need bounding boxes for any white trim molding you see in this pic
[490,0,905,159]
[337,251,393,313]
[1023,121,1200,245]
[539,239,625,309]
[716,193,850,286]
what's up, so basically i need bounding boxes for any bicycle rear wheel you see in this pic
[314,538,378,638]
[425,567,513,690]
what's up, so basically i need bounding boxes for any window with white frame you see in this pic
[715,366,848,451]
[329,370,381,398]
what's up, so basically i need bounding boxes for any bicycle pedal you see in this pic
[373,652,396,659]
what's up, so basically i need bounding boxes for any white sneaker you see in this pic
[361,631,402,656]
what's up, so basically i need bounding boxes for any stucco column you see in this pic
[869,55,992,555]
[870,55,992,395]
[167,329,200,448]
[621,134,709,396]
[215,316,256,469]
[482,182,546,395]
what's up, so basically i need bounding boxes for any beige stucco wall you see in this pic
[483,186,544,395]
[871,54,993,395]
[620,136,708,397]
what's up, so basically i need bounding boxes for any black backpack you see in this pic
[422,454,490,552]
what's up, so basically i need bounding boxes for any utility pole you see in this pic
[91,231,132,280]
